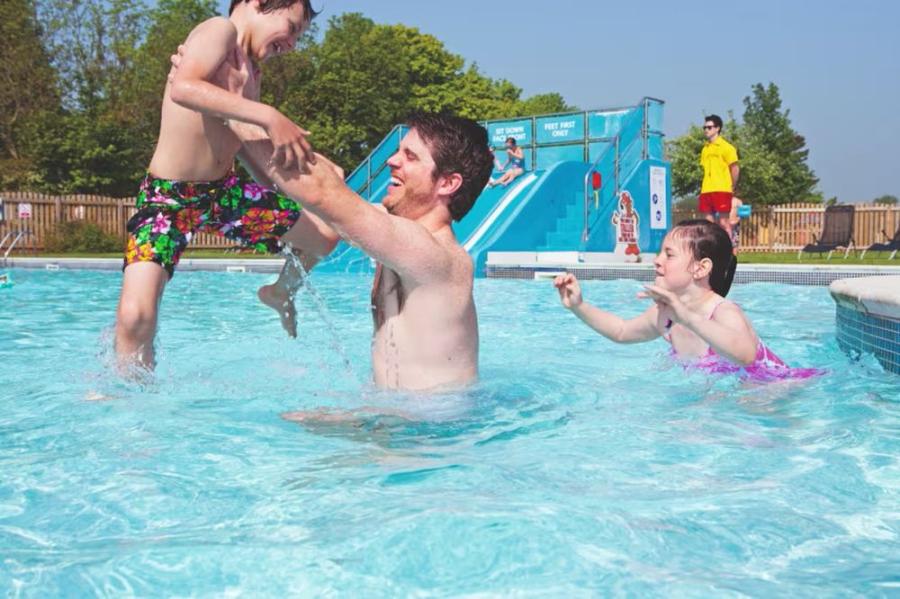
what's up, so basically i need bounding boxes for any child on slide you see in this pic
[554,220,821,381]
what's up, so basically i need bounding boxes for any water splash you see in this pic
[282,245,361,384]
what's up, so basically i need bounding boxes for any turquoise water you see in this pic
[1,269,898,596]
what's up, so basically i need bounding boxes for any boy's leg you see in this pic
[115,262,168,370]
[258,210,339,337]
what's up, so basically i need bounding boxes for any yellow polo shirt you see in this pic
[700,136,739,193]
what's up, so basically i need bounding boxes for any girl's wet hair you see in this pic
[671,219,737,296]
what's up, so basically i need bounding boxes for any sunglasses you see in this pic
[703,125,717,130]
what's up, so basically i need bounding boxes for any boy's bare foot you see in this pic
[258,283,297,338]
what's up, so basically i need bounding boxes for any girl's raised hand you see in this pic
[554,273,583,309]
[640,284,691,324]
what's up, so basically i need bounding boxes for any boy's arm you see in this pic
[233,123,453,284]
[168,18,311,169]
[555,274,660,343]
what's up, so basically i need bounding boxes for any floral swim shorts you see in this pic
[124,171,302,278]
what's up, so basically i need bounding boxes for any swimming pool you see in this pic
[1,269,898,595]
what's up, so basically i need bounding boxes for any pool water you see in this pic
[1,269,898,596]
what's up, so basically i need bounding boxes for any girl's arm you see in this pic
[642,285,758,365]
[555,274,660,343]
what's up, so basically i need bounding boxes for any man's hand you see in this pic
[263,109,314,172]
[285,153,344,204]
[554,273,583,310]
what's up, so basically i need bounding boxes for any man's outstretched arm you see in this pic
[232,122,452,284]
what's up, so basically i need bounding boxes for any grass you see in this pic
[738,251,899,266]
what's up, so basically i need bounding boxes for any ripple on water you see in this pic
[0,270,898,595]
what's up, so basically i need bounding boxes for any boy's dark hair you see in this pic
[229,0,318,24]
[672,219,737,297]
[505,137,517,146]
[405,112,494,222]
[704,114,723,130]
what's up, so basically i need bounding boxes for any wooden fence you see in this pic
[673,203,900,252]
[0,191,237,252]
[1,191,898,254]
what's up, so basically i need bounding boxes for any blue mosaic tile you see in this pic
[834,304,900,375]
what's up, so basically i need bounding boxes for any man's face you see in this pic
[703,120,719,141]
[383,129,441,217]
[248,1,306,62]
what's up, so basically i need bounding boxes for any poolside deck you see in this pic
[486,252,900,286]
[4,254,900,286]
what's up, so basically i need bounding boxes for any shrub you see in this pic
[44,221,121,253]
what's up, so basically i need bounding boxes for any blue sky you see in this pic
[219,0,900,202]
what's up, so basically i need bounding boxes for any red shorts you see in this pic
[698,192,733,214]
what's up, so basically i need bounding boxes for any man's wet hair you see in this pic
[229,0,318,25]
[671,219,737,297]
[405,112,495,222]
[704,114,723,130]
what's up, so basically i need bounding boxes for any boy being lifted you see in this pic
[115,0,338,370]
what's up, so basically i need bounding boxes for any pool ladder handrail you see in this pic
[0,230,29,266]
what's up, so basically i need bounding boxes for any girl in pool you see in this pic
[554,219,820,381]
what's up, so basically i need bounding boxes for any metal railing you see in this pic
[0,230,30,266]
[582,136,618,242]
[581,97,666,244]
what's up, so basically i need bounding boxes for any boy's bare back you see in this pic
[149,17,253,182]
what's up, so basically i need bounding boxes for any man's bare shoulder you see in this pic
[437,230,474,285]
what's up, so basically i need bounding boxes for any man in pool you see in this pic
[233,112,494,391]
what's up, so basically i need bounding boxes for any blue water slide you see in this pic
[463,161,590,275]
[322,98,670,275]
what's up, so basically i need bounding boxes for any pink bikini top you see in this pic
[664,299,822,382]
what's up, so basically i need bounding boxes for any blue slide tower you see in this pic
[322,97,671,276]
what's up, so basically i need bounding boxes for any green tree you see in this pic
[19,6,574,192]
[516,93,576,116]
[0,0,60,188]
[29,0,216,193]
[741,82,819,203]
[873,194,898,205]
[261,14,573,171]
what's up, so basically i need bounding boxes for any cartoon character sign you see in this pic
[611,190,641,262]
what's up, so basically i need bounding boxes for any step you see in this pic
[542,230,582,250]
